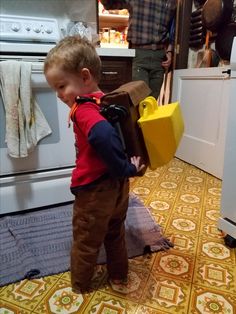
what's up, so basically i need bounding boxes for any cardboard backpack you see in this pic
[71,80,184,174]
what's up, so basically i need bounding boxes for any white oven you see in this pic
[0,15,75,215]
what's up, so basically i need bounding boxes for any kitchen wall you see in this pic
[1,0,97,40]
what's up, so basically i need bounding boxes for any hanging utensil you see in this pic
[191,14,203,24]
[191,22,203,31]
[195,30,213,67]
[202,0,233,32]
[215,22,236,60]
[190,30,206,40]
[160,69,169,106]
[189,8,206,49]
[189,38,205,48]
[191,7,203,17]
[194,0,207,8]
[190,26,204,35]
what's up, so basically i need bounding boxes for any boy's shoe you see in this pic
[72,286,92,294]
[109,277,128,285]
[72,288,82,294]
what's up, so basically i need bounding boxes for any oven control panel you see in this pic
[0,15,60,43]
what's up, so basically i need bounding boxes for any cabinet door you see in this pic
[171,67,230,179]
[99,57,132,92]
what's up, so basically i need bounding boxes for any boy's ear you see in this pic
[81,68,92,83]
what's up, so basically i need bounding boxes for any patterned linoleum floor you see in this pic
[1,158,236,314]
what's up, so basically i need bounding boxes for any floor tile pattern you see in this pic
[1,158,236,313]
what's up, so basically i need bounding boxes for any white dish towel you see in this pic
[0,61,52,158]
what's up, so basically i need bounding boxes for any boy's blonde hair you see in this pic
[44,36,101,82]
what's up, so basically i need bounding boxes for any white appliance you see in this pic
[218,37,236,248]
[0,15,75,215]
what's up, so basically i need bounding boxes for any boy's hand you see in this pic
[131,156,146,173]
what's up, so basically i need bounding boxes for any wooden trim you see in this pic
[175,0,193,69]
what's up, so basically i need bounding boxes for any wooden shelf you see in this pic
[99,14,128,29]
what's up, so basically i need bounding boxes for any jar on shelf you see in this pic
[100,27,110,43]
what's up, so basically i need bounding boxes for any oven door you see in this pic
[0,58,75,214]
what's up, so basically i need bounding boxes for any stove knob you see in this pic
[45,27,53,34]
[25,26,31,32]
[33,27,41,33]
[11,23,20,32]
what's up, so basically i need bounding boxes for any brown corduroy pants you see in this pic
[70,177,129,291]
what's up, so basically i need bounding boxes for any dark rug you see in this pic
[0,194,173,287]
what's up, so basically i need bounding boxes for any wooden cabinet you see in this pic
[97,2,133,93]
[99,56,132,92]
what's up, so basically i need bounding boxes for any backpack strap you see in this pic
[68,96,100,128]
[75,96,100,105]
[68,95,128,128]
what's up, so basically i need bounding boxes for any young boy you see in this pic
[44,36,145,293]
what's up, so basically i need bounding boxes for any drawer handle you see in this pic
[102,71,118,75]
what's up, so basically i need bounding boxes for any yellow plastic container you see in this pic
[138,96,184,169]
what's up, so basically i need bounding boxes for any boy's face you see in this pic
[45,66,87,108]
